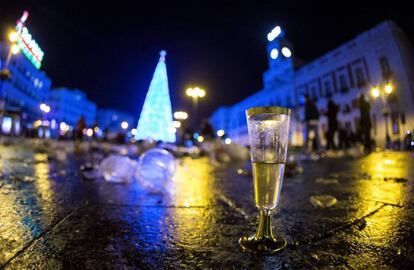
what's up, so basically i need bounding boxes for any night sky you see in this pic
[1,1,413,121]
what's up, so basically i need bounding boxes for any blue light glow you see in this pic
[135,50,176,143]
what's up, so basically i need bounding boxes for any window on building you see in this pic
[355,67,366,87]
[338,74,349,93]
[324,81,332,98]
[379,56,392,80]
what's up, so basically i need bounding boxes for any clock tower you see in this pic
[263,26,294,90]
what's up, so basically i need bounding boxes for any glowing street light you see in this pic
[371,87,380,98]
[174,111,188,120]
[39,103,50,113]
[8,31,18,42]
[0,31,21,107]
[217,129,225,137]
[121,121,129,130]
[370,82,395,147]
[86,128,94,137]
[186,86,206,127]
[173,120,181,128]
[186,87,206,98]
[11,44,20,55]
[197,135,204,143]
[385,84,393,94]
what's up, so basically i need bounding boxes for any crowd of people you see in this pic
[303,94,374,154]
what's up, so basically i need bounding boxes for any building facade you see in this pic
[0,42,51,134]
[210,21,414,147]
[96,108,135,133]
[47,88,97,127]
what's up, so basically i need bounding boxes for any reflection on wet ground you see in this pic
[1,143,413,269]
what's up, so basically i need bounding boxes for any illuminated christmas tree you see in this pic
[135,50,175,143]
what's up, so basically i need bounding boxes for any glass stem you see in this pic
[255,210,274,240]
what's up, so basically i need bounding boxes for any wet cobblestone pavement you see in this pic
[1,140,414,269]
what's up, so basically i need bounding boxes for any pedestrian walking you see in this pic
[75,116,86,141]
[326,99,339,150]
[359,93,372,153]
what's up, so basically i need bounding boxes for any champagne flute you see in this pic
[239,106,290,254]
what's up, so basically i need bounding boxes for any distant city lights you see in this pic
[281,47,292,58]
[39,103,50,113]
[86,128,93,137]
[217,129,225,137]
[121,121,129,130]
[59,122,69,132]
[186,87,205,98]
[270,48,278,59]
[197,135,204,142]
[267,26,281,42]
[225,138,232,144]
[131,128,137,136]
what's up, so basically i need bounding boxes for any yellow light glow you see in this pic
[86,128,93,137]
[9,31,18,42]
[34,120,42,128]
[371,87,380,98]
[11,44,20,55]
[93,126,100,133]
[197,135,204,142]
[186,87,206,98]
[174,111,188,120]
[217,129,225,137]
[385,84,393,94]
[121,121,129,130]
[171,158,216,244]
[173,120,181,128]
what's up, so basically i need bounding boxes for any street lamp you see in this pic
[39,103,51,113]
[186,86,205,127]
[370,83,394,147]
[0,31,21,111]
[174,111,188,120]
[121,121,129,130]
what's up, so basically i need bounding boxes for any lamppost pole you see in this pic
[0,31,20,110]
[371,83,393,148]
[186,87,205,129]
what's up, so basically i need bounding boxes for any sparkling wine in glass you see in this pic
[239,106,290,254]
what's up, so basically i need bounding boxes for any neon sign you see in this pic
[15,11,44,69]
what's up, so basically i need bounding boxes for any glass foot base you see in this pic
[239,235,287,255]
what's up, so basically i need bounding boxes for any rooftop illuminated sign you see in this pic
[15,11,44,69]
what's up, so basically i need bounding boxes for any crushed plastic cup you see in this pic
[99,155,136,183]
[135,148,176,192]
